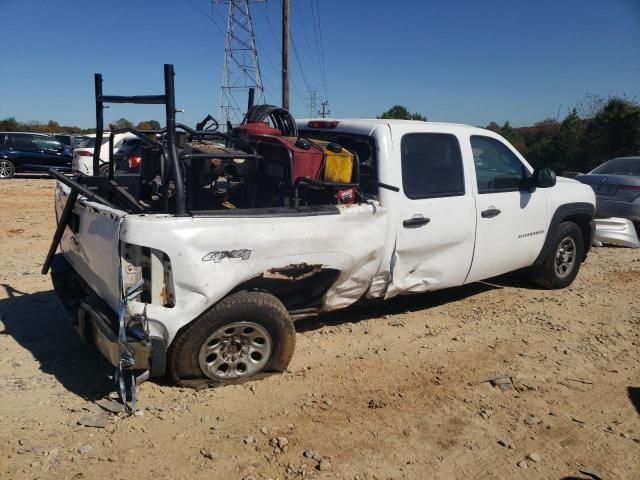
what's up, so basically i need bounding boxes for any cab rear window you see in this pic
[401,133,465,199]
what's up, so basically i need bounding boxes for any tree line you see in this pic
[380,96,640,174]
[0,117,161,135]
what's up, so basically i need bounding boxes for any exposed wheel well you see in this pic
[562,213,592,257]
[230,265,341,311]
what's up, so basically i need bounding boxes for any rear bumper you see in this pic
[595,198,640,223]
[594,217,640,248]
[50,254,165,372]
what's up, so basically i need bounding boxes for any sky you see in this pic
[0,0,639,129]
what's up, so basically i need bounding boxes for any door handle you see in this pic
[403,215,431,228]
[481,208,501,218]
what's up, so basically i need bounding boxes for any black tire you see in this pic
[531,221,584,289]
[168,291,295,388]
[98,163,110,176]
[0,159,16,179]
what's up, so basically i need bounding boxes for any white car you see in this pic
[72,132,136,175]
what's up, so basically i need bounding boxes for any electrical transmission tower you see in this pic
[306,89,318,118]
[214,0,265,127]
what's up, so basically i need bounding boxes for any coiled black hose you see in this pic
[242,104,298,137]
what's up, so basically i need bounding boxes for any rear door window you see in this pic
[35,136,63,151]
[400,133,465,198]
[8,134,38,151]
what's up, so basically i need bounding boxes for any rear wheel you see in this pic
[98,163,110,176]
[0,159,15,179]
[168,291,295,388]
[531,221,584,289]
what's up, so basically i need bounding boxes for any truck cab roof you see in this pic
[298,118,489,138]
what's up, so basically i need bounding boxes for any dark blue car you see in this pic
[0,132,73,179]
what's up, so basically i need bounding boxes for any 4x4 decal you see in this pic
[202,249,252,263]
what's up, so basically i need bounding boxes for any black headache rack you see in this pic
[41,64,263,273]
[42,63,394,274]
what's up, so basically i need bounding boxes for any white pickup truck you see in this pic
[46,116,596,391]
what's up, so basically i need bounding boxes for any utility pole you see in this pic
[282,0,289,110]
[215,0,265,127]
[318,100,330,118]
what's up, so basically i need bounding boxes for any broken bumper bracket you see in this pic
[50,254,165,372]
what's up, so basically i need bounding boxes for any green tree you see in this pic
[585,97,640,169]
[136,120,161,130]
[485,121,501,133]
[0,117,19,131]
[499,121,526,153]
[378,105,427,121]
[109,117,134,130]
[550,109,586,173]
[46,120,61,133]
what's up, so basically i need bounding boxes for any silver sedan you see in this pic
[577,157,640,247]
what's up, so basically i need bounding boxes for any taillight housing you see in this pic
[307,120,339,129]
[75,150,92,157]
[128,155,142,169]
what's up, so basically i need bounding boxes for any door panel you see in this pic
[387,132,476,297]
[8,134,40,169]
[465,135,547,283]
[34,136,70,169]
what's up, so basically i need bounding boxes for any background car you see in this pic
[72,132,136,175]
[0,132,72,179]
[114,137,142,173]
[53,133,90,149]
[577,156,640,247]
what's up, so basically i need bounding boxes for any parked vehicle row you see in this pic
[0,131,137,178]
[72,132,137,176]
[53,133,90,149]
[0,132,72,178]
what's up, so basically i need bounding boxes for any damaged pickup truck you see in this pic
[44,65,596,393]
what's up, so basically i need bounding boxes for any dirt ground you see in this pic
[0,177,638,480]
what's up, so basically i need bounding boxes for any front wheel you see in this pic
[531,221,584,289]
[0,159,16,179]
[168,291,295,388]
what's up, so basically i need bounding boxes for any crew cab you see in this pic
[45,66,596,394]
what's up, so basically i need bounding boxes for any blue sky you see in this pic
[0,0,639,128]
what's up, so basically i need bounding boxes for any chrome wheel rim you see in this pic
[0,160,14,178]
[554,237,576,278]
[198,321,272,381]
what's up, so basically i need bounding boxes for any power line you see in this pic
[310,0,328,100]
[287,6,312,93]
[184,0,226,36]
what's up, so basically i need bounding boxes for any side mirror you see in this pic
[533,167,556,188]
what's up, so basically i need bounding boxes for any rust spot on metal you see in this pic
[263,263,323,281]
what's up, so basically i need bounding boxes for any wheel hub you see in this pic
[554,237,576,278]
[198,321,272,381]
[0,160,14,178]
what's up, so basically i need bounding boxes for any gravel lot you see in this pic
[1,177,639,479]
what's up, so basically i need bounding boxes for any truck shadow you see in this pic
[0,284,113,399]
[297,281,499,333]
[628,387,640,415]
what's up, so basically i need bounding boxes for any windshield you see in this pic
[590,157,640,176]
